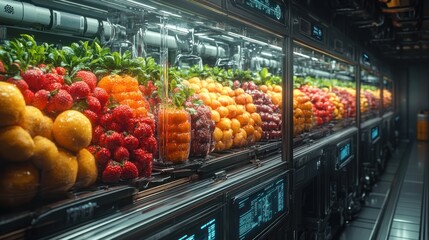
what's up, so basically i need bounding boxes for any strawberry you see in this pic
[95,147,111,167]
[46,89,73,114]
[87,145,98,155]
[86,96,102,113]
[75,70,97,92]
[44,82,63,91]
[69,81,90,100]
[102,161,122,183]
[83,110,98,126]
[133,122,152,139]
[99,113,113,128]
[7,77,29,92]
[42,73,64,87]
[141,136,158,154]
[33,89,50,110]
[105,131,123,150]
[114,146,129,162]
[62,84,70,92]
[123,134,139,151]
[92,125,105,144]
[133,149,153,177]
[23,90,34,104]
[112,105,133,125]
[22,68,44,91]
[55,67,66,76]
[142,117,156,133]
[99,133,107,146]
[109,122,122,133]
[37,64,47,70]
[121,160,138,180]
[92,87,109,107]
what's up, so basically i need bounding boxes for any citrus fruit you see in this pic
[53,110,92,152]
[40,149,78,196]
[0,126,35,162]
[0,162,39,207]
[0,82,26,127]
[75,148,98,188]
[20,106,46,137]
[31,136,59,170]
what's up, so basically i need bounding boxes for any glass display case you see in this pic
[293,42,357,144]
[360,68,381,122]
[382,76,394,113]
[0,1,287,235]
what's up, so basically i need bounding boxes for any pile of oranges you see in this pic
[184,77,262,151]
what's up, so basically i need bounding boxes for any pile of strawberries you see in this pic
[88,104,157,183]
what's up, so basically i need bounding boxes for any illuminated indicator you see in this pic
[241,0,284,22]
[339,143,351,163]
[177,218,216,240]
[371,126,379,141]
[235,178,285,239]
[311,25,323,41]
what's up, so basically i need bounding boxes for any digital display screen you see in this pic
[339,143,351,164]
[311,24,323,41]
[371,126,379,141]
[174,215,218,240]
[241,0,284,23]
[362,53,371,65]
[232,177,286,240]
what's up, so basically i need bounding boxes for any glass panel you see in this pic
[360,68,381,122]
[293,43,356,145]
[383,76,393,113]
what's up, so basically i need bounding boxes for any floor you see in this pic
[338,141,428,240]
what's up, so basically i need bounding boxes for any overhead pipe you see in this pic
[357,16,385,28]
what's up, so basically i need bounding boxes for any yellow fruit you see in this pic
[213,127,223,142]
[40,116,54,140]
[40,149,78,196]
[31,136,59,170]
[243,124,255,136]
[226,105,237,118]
[217,118,232,131]
[0,162,39,207]
[236,112,250,126]
[0,82,26,127]
[0,126,34,162]
[222,129,233,142]
[246,103,257,113]
[75,148,98,188]
[231,118,241,134]
[20,106,47,138]
[225,139,233,149]
[53,110,92,152]
[211,110,221,123]
[216,106,229,118]
[215,141,225,151]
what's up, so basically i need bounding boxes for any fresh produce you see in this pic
[158,106,191,163]
[0,162,39,207]
[0,125,35,162]
[293,89,314,135]
[75,148,98,188]
[332,87,356,119]
[0,82,26,127]
[299,84,334,126]
[383,89,392,109]
[53,110,92,153]
[326,90,345,121]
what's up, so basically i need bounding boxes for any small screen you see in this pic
[175,216,218,240]
[339,143,351,163]
[371,126,379,141]
[242,0,284,23]
[232,177,286,240]
[311,24,323,41]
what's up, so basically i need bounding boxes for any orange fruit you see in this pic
[246,103,257,113]
[225,139,233,149]
[189,83,201,93]
[31,136,59,170]
[235,94,247,105]
[236,112,250,126]
[231,118,241,134]
[211,110,221,123]
[211,99,221,110]
[217,106,229,118]
[215,82,223,90]
[227,105,238,118]
[233,133,245,147]
[216,118,232,131]
[215,141,225,151]
[53,110,92,152]
[244,94,253,104]
[248,118,255,126]
[218,96,230,106]
[259,85,268,93]
[0,82,25,127]
[243,124,255,136]
[40,149,78,195]
[188,77,201,84]
[200,80,208,88]
[0,162,39,207]
[236,105,246,115]
[75,148,98,188]
[254,129,262,141]
[199,92,212,106]
[274,85,282,92]
[239,128,248,139]
[209,92,218,100]
[251,113,262,126]
[0,126,35,162]
[213,127,223,142]
[207,83,217,92]
[234,88,244,96]
[20,106,47,138]
[222,129,233,142]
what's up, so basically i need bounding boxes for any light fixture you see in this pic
[293,52,310,58]
[160,10,182,18]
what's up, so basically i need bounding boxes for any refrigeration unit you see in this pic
[359,51,383,193]
[381,74,396,159]
[291,5,359,239]
[0,0,293,238]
